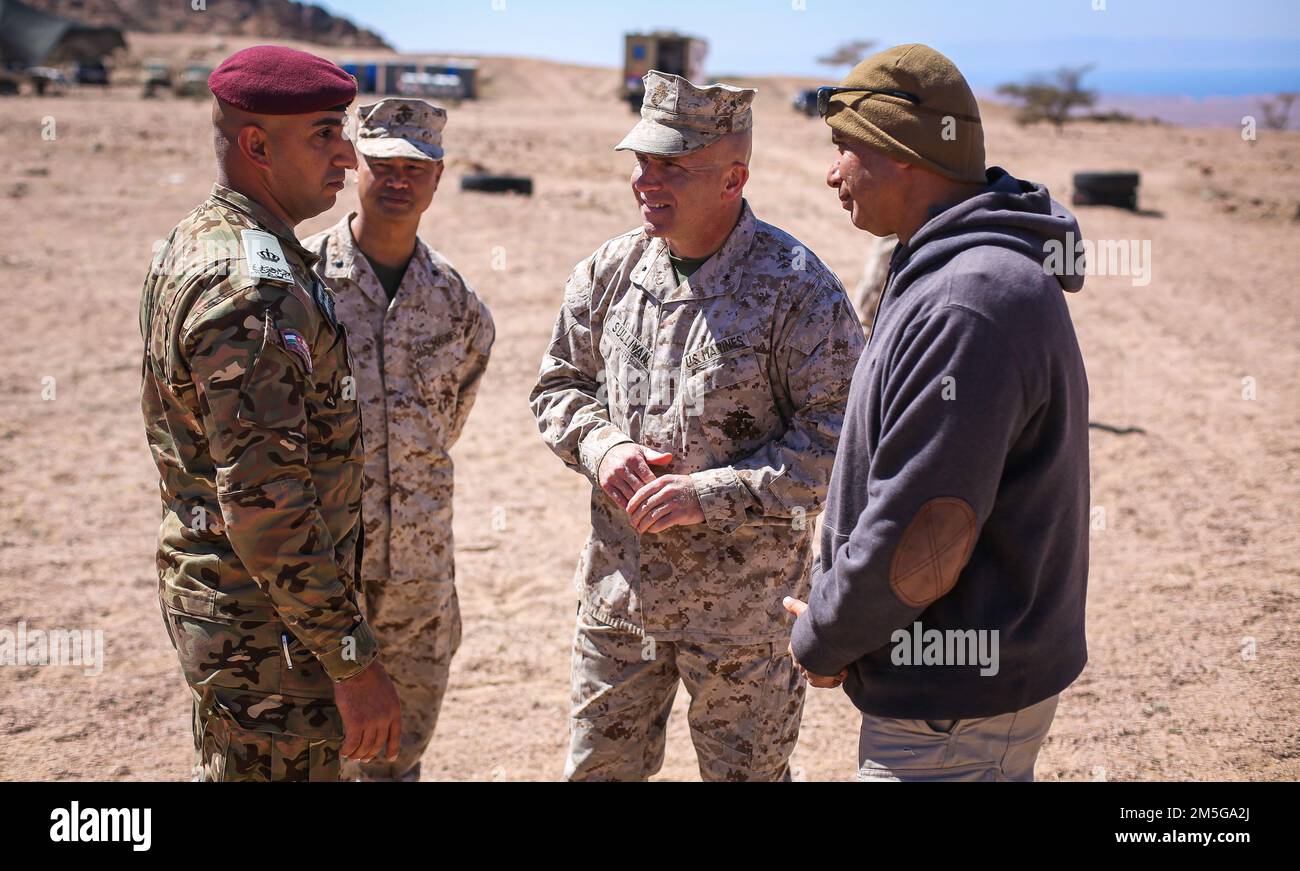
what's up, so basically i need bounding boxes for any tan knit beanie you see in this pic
[824,43,986,184]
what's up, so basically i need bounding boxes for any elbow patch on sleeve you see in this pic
[889,496,978,607]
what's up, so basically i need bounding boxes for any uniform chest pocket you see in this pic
[686,345,762,396]
[598,331,643,409]
[592,332,620,422]
[621,345,690,421]
[678,346,771,455]
[412,340,461,416]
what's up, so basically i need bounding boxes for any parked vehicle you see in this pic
[622,31,707,112]
[74,61,109,86]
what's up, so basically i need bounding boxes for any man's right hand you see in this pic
[334,659,402,763]
[783,597,848,689]
[598,443,673,510]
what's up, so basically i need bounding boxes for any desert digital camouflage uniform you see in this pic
[855,232,897,337]
[302,213,493,781]
[301,98,495,781]
[533,76,865,778]
[140,184,377,782]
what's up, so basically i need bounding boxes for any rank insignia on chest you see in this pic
[279,328,314,374]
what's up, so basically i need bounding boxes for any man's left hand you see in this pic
[783,596,848,689]
[626,474,706,534]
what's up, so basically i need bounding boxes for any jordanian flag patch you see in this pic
[279,328,313,374]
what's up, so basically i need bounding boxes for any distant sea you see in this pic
[1090,93,1299,129]
[1076,67,1300,97]
[970,68,1300,130]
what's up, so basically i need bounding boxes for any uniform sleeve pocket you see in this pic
[236,312,309,431]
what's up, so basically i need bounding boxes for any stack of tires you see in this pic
[1072,172,1140,210]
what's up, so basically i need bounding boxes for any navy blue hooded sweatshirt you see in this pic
[790,167,1090,720]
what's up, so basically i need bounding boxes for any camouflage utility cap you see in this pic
[355,98,447,161]
[616,70,756,156]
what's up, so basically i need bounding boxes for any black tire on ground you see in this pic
[1073,171,1140,210]
[1074,171,1140,190]
[460,174,534,196]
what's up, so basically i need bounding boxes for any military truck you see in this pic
[141,59,171,98]
[173,64,212,98]
[622,31,707,112]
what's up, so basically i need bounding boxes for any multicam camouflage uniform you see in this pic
[303,213,494,781]
[140,184,377,782]
[531,200,865,781]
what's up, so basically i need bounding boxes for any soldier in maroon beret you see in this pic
[139,44,402,781]
[207,44,362,226]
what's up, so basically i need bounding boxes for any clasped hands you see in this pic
[597,442,705,534]
[598,444,843,687]
[782,596,848,689]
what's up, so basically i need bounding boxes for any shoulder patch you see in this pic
[240,229,294,285]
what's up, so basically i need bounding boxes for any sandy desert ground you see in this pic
[1,38,1298,781]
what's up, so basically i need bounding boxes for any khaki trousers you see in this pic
[857,693,1059,781]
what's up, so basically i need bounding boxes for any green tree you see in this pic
[997,65,1098,130]
[817,40,876,70]
[1260,92,1297,131]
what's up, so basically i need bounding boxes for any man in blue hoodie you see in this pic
[787,44,1091,781]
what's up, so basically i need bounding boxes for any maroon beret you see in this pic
[208,45,357,115]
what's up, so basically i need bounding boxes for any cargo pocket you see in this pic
[159,595,179,652]
[196,706,341,782]
[169,608,280,692]
[748,646,806,777]
[437,588,463,661]
[171,609,342,747]
[687,642,804,782]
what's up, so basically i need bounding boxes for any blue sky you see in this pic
[318,0,1300,96]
